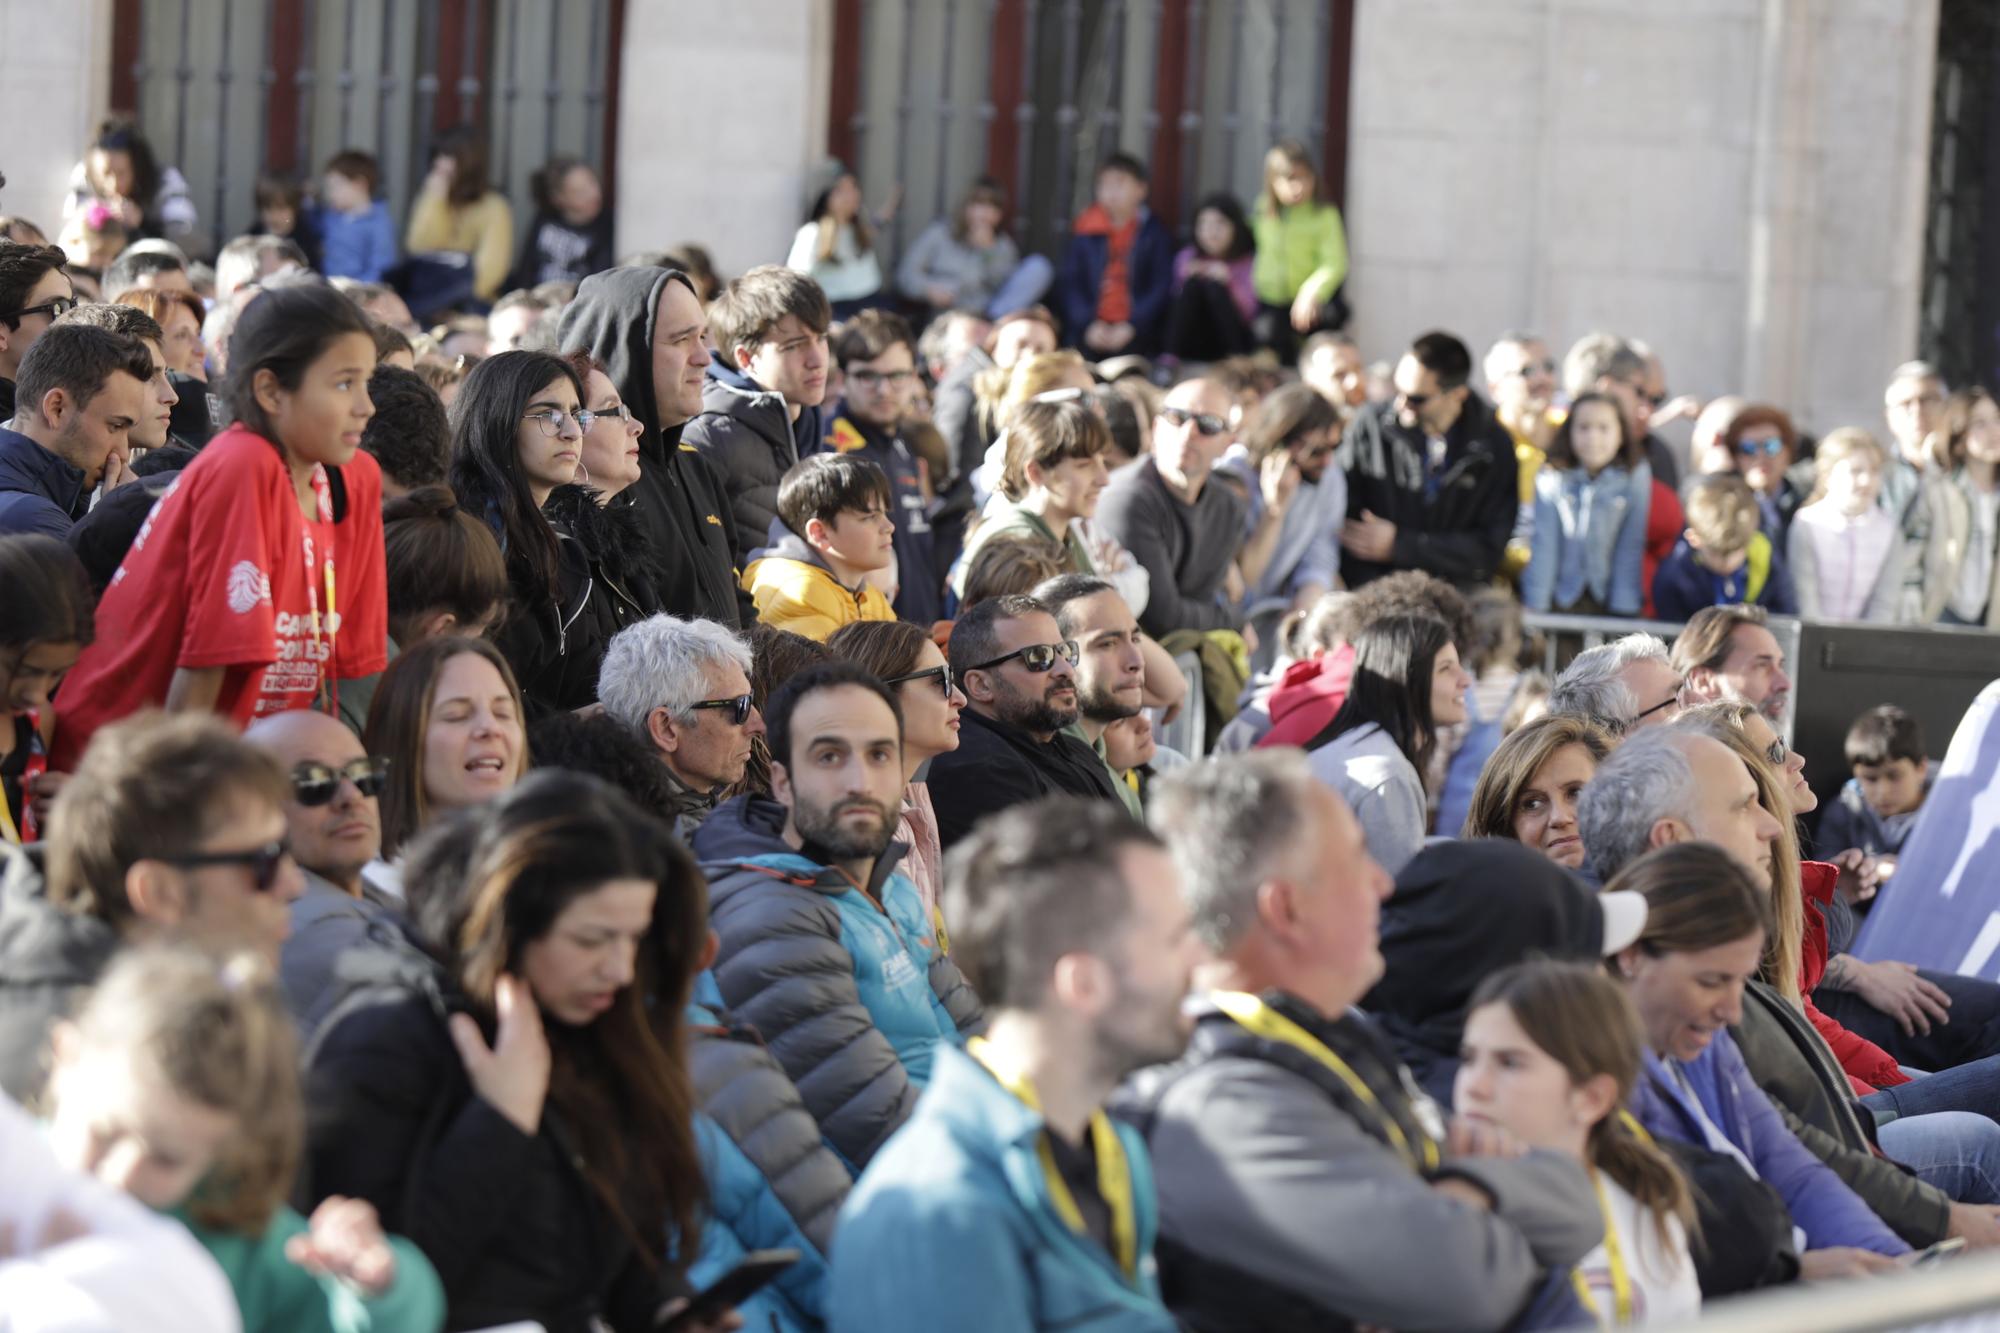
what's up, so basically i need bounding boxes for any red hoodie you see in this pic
[1799,859,1910,1094]
[1256,646,1358,750]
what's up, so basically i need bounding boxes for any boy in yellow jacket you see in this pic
[744,452,898,640]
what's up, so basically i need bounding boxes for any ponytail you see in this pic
[1592,1111,1697,1252]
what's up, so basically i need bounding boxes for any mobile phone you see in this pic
[1915,1237,1968,1267]
[654,1249,801,1330]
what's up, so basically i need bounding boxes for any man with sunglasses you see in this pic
[244,709,406,1037]
[1096,376,1250,638]
[0,713,304,1102]
[0,323,152,540]
[927,594,1122,852]
[0,240,73,424]
[1336,330,1518,592]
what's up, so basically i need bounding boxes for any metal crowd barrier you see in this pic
[1661,1250,2000,1332]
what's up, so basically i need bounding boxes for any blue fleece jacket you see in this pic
[315,201,398,283]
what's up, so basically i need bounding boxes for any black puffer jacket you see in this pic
[0,846,119,1102]
[495,484,659,717]
[682,363,822,568]
[556,267,748,626]
[301,939,685,1333]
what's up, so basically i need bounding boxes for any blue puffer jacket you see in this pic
[1631,1030,1907,1256]
[685,978,850,1333]
[695,794,984,1171]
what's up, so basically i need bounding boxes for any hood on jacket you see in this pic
[746,519,825,573]
[1072,203,1153,238]
[1257,647,1356,749]
[1365,839,1646,1076]
[0,846,119,991]
[556,266,698,443]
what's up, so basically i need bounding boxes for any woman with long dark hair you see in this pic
[63,116,199,247]
[1304,609,1469,873]
[407,126,515,303]
[448,350,654,716]
[786,164,887,319]
[0,535,94,843]
[1165,191,1258,362]
[304,769,727,1332]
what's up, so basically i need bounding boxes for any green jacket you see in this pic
[1250,202,1348,308]
[179,1202,446,1333]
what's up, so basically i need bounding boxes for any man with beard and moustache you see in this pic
[1036,573,1149,818]
[926,594,1122,851]
[1670,604,1792,725]
[831,798,1200,1333]
[1120,752,1602,1331]
[694,661,984,1169]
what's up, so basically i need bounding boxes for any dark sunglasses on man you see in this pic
[160,839,295,894]
[1160,406,1227,436]
[291,756,391,806]
[966,640,1080,674]
[690,693,757,727]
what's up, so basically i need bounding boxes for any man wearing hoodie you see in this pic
[693,661,983,1170]
[1057,155,1174,358]
[556,265,747,626]
[683,265,831,564]
[744,453,898,641]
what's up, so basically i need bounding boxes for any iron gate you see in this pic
[1918,0,2000,393]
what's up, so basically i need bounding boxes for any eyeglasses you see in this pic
[1634,689,1681,722]
[1399,392,1433,409]
[3,295,78,323]
[689,693,756,727]
[1159,406,1227,435]
[850,369,917,388]
[1736,436,1785,457]
[592,403,635,424]
[159,840,294,894]
[885,663,956,697]
[522,407,597,437]
[291,756,391,807]
[966,639,1080,674]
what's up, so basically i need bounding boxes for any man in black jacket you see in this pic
[927,594,1121,851]
[557,265,747,626]
[1337,329,1517,590]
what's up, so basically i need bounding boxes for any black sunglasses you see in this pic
[1159,406,1227,436]
[291,756,391,807]
[885,663,956,697]
[689,694,756,726]
[967,640,1080,674]
[160,839,294,894]
[2,295,78,323]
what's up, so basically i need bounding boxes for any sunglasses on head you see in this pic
[689,693,756,727]
[885,663,957,697]
[1160,406,1227,436]
[1736,436,1784,457]
[291,756,391,806]
[161,839,294,894]
[967,640,1080,674]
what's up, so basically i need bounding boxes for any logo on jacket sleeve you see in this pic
[226,560,272,614]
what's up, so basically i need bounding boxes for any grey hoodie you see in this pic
[0,847,119,1101]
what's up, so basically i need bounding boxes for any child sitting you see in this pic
[249,173,322,270]
[1651,472,1798,621]
[744,453,898,640]
[314,150,397,283]
[1819,704,1933,906]
[1521,390,1652,616]
[1788,427,1906,623]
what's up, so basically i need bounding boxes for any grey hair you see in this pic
[215,234,306,301]
[1578,729,1700,881]
[1561,330,1644,400]
[1147,750,1321,952]
[1548,634,1671,733]
[1889,359,1944,390]
[597,614,754,732]
[1481,329,1543,386]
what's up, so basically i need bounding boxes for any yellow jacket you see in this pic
[743,544,896,642]
[406,189,514,300]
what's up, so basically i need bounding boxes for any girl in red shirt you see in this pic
[51,285,388,769]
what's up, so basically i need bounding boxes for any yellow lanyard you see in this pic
[0,786,18,845]
[1209,990,1440,1172]
[1570,1168,1635,1326]
[967,1036,1139,1278]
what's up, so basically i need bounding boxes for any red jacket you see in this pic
[1800,859,1910,1093]
[1641,478,1683,620]
[1256,646,1357,750]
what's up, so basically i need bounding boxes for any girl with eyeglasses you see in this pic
[826,618,968,922]
[0,535,94,845]
[43,944,446,1333]
[49,284,391,773]
[1523,391,1653,617]
[448,350,659,716]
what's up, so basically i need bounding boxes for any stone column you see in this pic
[0,0,113,234]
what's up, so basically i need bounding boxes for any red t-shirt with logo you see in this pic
[50,427,388,770]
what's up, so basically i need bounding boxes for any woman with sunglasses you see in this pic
[0,535,95,845]
[827,619,967,921]
[361,636,527,899]
[448,350,657,718]
[1722,405,1805,543]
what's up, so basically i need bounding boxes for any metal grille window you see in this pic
[830,0,1353,262]
[1919,0,2000,392]
[108,0,623,261]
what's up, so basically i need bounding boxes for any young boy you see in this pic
[249,174,322,271]
[1651,472,1799,621]
[1057,153,1174,357]
[1819,704,1933,905]
[744,453,897,641]
[314,151,397,283]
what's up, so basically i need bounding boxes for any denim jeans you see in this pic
[1859,1055,2000,1126]
[1877,1110,2000,1204]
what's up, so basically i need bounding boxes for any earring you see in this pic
[576,460,591,487]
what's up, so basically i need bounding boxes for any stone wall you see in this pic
[1344,0,1938,438]
[0,0,112,236]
